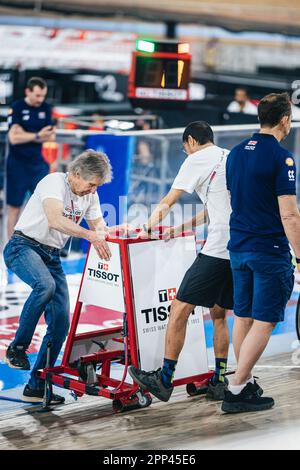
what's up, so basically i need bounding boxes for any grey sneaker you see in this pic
[206,376,229,401]
[128,366,173,402]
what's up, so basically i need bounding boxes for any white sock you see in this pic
[247,376,255,384]
[228,383,247,395]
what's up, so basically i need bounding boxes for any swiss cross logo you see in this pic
[158,288,177,302]
[98,263,109,271]
[168,288,177,301]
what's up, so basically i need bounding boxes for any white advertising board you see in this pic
[79,243,125,312]
[129,236,208,380]
[135,87,188,100]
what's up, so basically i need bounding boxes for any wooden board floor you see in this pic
[0,353,300,450]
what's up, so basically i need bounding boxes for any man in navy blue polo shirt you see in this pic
[223,92,300,413]
[7,76,55,238]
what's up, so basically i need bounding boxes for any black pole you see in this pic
[166,21,177,39]
[39,341,53,412]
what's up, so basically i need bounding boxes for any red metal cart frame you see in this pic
[38,229,214,413]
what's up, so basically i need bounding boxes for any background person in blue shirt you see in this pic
[6,76,55,238]
[224,92,300,414]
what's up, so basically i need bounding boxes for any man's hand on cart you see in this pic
[136,224,160,240]
[88,231,112,261]
[107,224,136,238]
[162,225,184,241]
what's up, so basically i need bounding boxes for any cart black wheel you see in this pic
[112,399,125,413]
[186,383,208,397]
[296,293,300,341]
[112,397,140,413]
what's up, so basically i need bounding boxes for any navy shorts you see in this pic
[6,157,49,207]
[230,251,294,323]
[176,253,234,309]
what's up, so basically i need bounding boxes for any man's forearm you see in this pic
[147,202,171,230]
[9,130,37,145]
[282,216,300,258]
[179,209,205,232]
[49,215,93,241]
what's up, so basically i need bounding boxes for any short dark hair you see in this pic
[182,121,214,145]
[258,92,291,128]
[235,87,249,96]
[26,77,47,91]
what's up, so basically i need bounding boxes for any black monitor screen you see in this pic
[135,56,190,90]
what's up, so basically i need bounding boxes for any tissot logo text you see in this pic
[87,268,119,282]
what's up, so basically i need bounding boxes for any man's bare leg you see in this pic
[210,304,229,359]
[231,319,276,386]
[7,205,21,239]
[232,316,253,363]
[128,298,195,400]
[164,298,195,360]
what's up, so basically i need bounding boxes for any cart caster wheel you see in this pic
[137,392,152,408]
[112,393,152,413]
[186,383,208,396]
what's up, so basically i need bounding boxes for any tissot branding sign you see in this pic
[87,261,120,284]
[141,286,196,330]
[158,288,176,303]
[129,237,208,379]
[79,243,125,312]
[141,288,176,325]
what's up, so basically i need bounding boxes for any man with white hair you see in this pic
[4,149,119,404]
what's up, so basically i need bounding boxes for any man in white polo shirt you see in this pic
[129,121,237,402]
[4,149,120,404]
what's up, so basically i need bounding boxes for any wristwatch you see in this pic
[35,133,41,142]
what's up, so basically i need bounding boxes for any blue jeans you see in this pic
[230,251,294,323]
[4,234,70,389]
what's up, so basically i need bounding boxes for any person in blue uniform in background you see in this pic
[6,76,55,238]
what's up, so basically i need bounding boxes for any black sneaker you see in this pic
[221,382,274,414]
[128,366,173,402]
[206,376,229,401]
[5,344,30,370]
[249,378,264,397]
[22,384,65,404]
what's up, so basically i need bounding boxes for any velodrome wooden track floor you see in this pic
[0,353,300,450]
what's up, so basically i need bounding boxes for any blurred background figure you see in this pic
[128,140,159,206]
[227,87,258,115]
[6,77,55,238]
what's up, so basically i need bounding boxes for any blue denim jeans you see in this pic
[4,234,70,389]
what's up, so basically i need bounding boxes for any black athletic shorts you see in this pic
[176,253,233,309]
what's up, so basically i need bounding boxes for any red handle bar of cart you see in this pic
[106,226,196,243]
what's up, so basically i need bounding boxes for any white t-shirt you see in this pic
[15,172,102,249]
[172,146,231,260]
[227,100,258,115]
